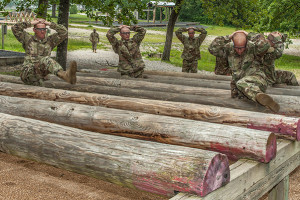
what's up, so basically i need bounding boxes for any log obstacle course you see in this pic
[0,69,299,199]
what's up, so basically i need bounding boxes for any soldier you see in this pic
[12,18,77,86]
[248,31,299,86]
[90,29,100,53]
[175,27,207,73]
[208,30,280,113]
[214,56,231,75]
[106,25,147,78]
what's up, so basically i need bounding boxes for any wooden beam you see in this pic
[0,81,299,140]
[170,139,300,200]
[0,112,230,197]
[0,95,277,162]
[268,175,289,200]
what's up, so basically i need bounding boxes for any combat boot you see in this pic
[256,93,280,113]
[57,61,77,84]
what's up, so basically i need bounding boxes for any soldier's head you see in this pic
[33,23,47,40]
[233,32,247,55]
[188,28,195,39]
[120,27,130,41]
[93,29,96,33]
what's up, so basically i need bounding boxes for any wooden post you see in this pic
[160,7,162,23]
[268,175,289,200]
[1,25,4,49]
[0,82,299,139]
[153,7,156,23]
[0,112,230,197]
[0,95,277,162]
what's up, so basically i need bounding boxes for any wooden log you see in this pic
[77,71,300,97]
[0,113,230,197]
[0,95,277,162]
[0,74,300,117]
[0,81,299,140]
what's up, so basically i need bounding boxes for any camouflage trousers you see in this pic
[92,42,98,51]
[20,56,63,86]
[182,59,198,73]
[236,75,268,102]
[214,57,231,75]
[273,70,299,86]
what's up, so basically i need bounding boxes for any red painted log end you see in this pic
[201,154,230,197]
[297,119,300,141]
[264,133,277,163]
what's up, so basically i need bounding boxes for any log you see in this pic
[0,112,230,197]
[80,68,233,81]
[0,81,299,140]
[77,71,300,97]
[0,74,300,116]
[0,95,277,162]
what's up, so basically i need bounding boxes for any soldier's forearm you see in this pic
[49,22,68,37]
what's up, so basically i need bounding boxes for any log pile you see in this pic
[0,70,299,198]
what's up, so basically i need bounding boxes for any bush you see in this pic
[70,5,78,15]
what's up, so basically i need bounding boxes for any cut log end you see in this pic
[264,133,277,163]
[201,154,230,197]
[297,119,300,141]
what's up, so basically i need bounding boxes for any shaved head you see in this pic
[120,27,130,40]
[232,32,247,55]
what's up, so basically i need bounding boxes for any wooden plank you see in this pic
[268,175,289,200]
[170,139,300,200]
[0,112,230,197]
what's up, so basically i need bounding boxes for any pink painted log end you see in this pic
[201,154,230,197]
[264,133,277,163]
[297,119,300,141]
[133,154,230,197]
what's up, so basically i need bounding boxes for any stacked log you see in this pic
[0,74,300,116]
[0,95,277,162]
[0,112,230,197]
[0,82,299,140]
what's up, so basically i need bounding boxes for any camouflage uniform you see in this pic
[175,27,207,73]
[248,32,299,86]
[208,35,270,102]
[106,26,146,78]
[12,21,67,86]
[90,31,99,52]
[214,56,231,75]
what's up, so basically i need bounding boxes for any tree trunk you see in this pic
[162,0,183,61]
[0,75,300,117]
[0,95,277,162]
[0,81,298,140]
[0,112,230,197]
[56,0,69,70]
[37,0,48,19]
[52,4,56,18]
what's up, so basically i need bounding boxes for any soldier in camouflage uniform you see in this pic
[106,25,147,78]
[90,29,99,53]
[12,18,77,86]
[214,56,231,75]
[175,27,207,73]
[248,32,299,86]
[208,30,280,112]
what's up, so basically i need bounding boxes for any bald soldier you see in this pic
[106,25,147,78]
[209,30,280,112]
[12,18,77,86]
[175,27,207,73]
[90,29,99,53]
[248,31,299,86]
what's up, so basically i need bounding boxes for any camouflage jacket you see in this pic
[12,22,67,62]
[106,26,146,72]
[248,32,284,85]
[90,32,99,43]
[175,27,207,61]
[208,35,270,83]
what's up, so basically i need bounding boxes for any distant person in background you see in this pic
[12,18,77,86]
[214,56,231,75]
[90,29,100,53]
[248,31,299,86]
[175,27,207,73]
[106,25,147,78]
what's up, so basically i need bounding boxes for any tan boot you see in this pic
[57,61,77,84]
[256,93,280,113]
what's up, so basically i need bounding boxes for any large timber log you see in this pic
[0,75,299,116]
[0,113,230,197]
[0,82,299,140]
[77,71,300,97]
[0,95,277,162]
